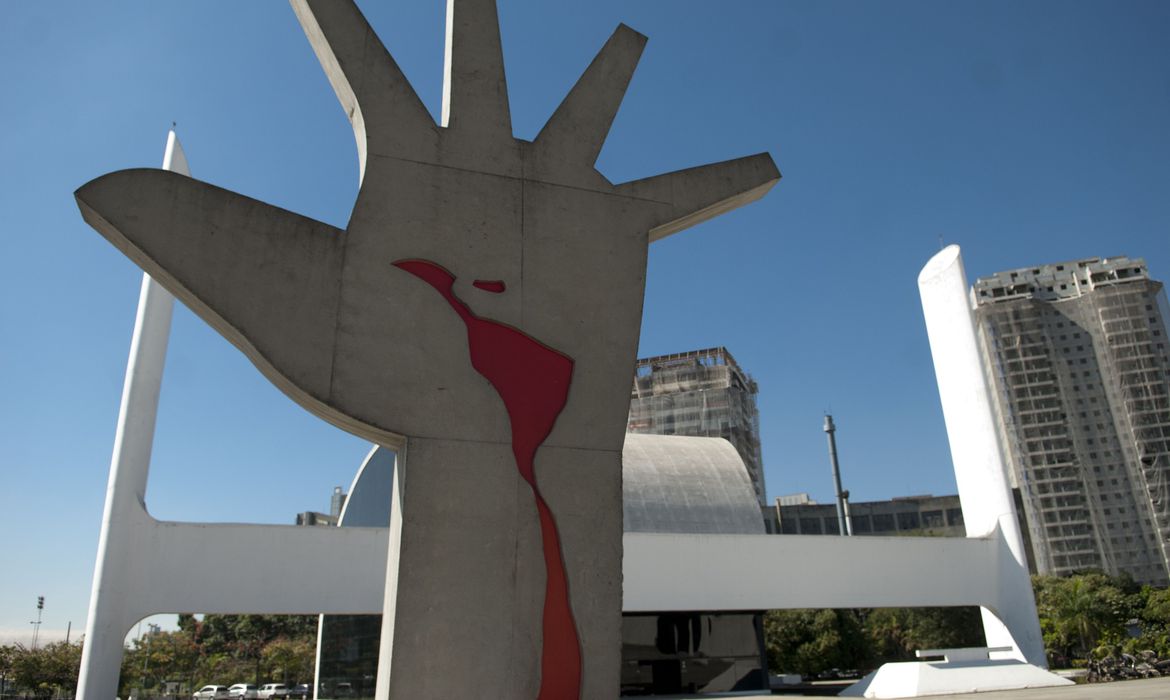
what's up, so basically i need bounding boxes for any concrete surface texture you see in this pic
[624,526,1032,615]
[73,0,778,698]
[840,658,1072,698]
[918,245,1047,667]
[670,676,1170,699]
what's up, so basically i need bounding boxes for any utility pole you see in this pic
[141,623,159,692]
[823,415,852,536]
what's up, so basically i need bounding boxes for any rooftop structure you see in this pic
[628,347,767,505]
[973,256,1170,585]
[295,511,338,527]
[768,493,966,538]
[775,492,817,507]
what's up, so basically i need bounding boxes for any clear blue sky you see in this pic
[1,0,1167,644]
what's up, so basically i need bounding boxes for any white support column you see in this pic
[77,130,188,700]
[373,447,405,700]
[917,245,1046,667]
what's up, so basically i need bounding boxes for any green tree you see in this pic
[764,609,868,676]
[38,641,83,697]
[122,629,202,695]
[8,641,83,697]
[865,607,984,661]
[261,637,314,685]
[1033,572,1138,663]
[10,645,44,696]
[117,615,319,693]
[1,645,16,694]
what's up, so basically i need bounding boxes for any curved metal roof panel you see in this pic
[622,433,764,534]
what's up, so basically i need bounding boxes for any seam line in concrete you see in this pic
[365,151,672,206]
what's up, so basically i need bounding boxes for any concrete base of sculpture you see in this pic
[840,648,1073,699]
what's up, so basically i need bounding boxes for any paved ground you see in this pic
[660,675,1170,699]
[904,676,1170,699]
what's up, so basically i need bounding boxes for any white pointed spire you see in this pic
[76,128,187,700]
[163,127,190,176]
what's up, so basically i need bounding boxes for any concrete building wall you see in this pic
[770,494,966,538]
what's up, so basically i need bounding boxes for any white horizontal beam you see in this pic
[136,518,390,616]
[125,525,1017,619]
[622,532,1004,612]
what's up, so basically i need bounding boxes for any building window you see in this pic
[852,515,872,533]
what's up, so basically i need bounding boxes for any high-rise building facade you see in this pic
[330,485,347,518]
[973,256,1170,585]
[628,347,767,505]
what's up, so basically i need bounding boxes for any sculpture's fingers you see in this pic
[533,24,647,169]
[291,0,437,182]
[441,0,512,144]
[616,153,780,242]
[76,168,345,414]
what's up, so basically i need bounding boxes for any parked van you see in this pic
[258,684,288,700]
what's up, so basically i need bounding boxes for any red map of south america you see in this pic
[393,259,582,699]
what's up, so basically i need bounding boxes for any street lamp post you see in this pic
[31,596,44,651]
[823,415,852,536]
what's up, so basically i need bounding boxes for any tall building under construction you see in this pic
[628,347,767,505]
[974,256,1170,585]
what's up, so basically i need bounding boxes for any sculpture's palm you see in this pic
[75,0,778,454]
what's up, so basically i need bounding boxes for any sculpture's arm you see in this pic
[616,153,780,242]
[75,169,345,411]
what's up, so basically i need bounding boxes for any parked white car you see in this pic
[258,684,288,700]
[193,686,230,700]
[228,684,259,700]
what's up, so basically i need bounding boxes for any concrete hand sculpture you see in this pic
[76,0,778,696]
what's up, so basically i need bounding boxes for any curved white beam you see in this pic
[918,245,1046,667]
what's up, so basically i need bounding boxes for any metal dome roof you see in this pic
[622,433,764,535]
[339,435,764,536]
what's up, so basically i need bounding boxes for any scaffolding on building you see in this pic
[628,347,767,506]
[974,256,1170,586]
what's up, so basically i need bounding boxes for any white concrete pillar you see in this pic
[77,130,188,700]
[917,245,1046,667]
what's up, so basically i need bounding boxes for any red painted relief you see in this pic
[393,259,582,699]
[473,279,507,293]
